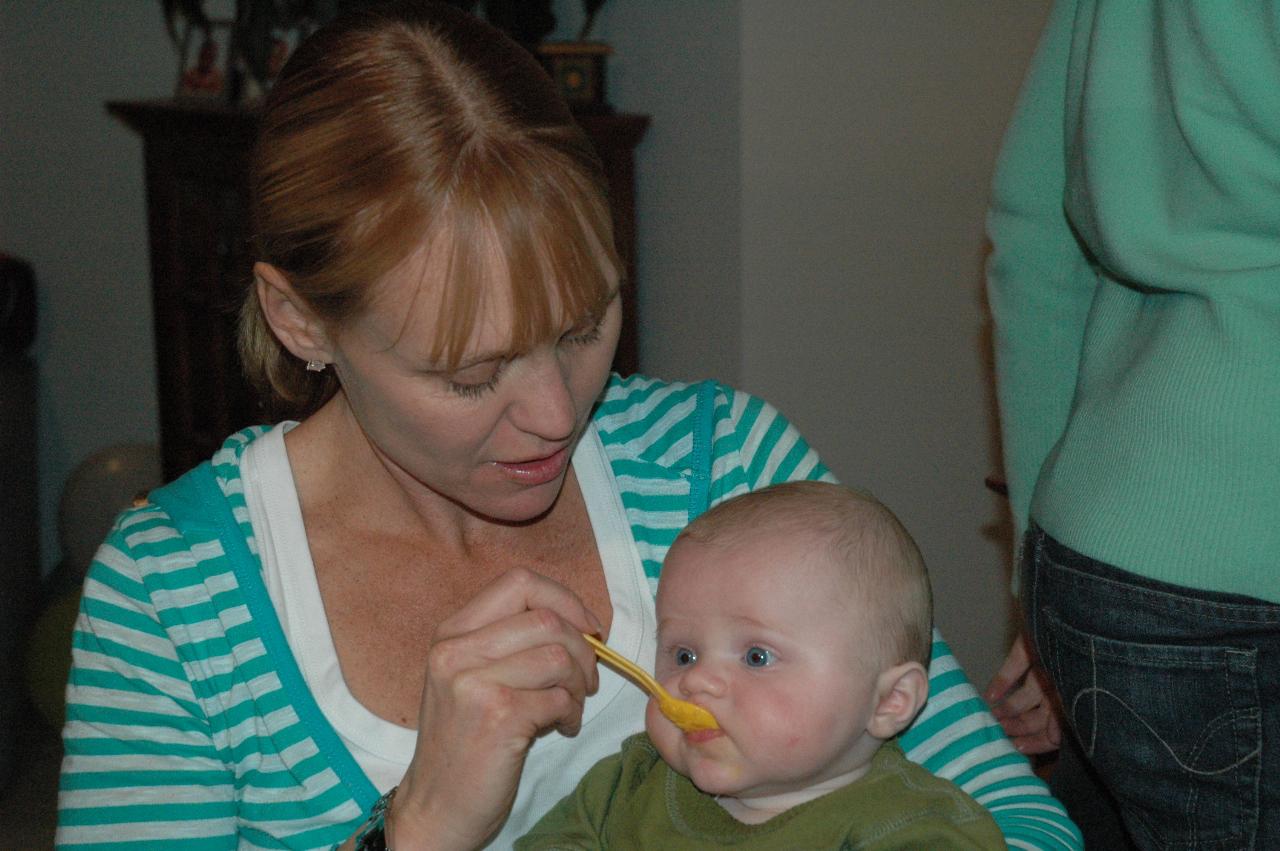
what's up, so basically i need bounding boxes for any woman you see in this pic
[58,2,1079,848]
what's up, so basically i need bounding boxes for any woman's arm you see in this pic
[982,0,1093,770]
[61,498,605,851]
[985,0,1095,540]
[899,632,1081,850]
[58,516,237,848]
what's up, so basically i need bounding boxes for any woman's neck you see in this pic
[286,396,541,553]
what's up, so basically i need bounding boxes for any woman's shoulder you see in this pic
[593,373,827,489]
[594,373,822,467]
[593,373,735,464]
[593,372,750,437]
[80,485,236,636]
[133,425,272,527]
[91,426,274,592]
[596,372,710,419]
[210,424,275,473]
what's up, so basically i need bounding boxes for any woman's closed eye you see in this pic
[446,359,506,399]
[560,317,603,348]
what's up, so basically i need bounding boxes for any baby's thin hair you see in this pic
[676,481,934,667]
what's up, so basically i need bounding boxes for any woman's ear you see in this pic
[254,261,333,364]
[867,662,929,740]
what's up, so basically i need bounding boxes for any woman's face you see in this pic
[327,244,620,523]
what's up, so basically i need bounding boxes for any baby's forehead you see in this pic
[658,531,859,608]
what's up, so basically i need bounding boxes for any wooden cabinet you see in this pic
[109,98,648,481]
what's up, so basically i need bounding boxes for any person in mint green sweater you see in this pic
[983,2,1280,848]
[518,483,1004,849]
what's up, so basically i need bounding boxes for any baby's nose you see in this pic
[676,662,727,699]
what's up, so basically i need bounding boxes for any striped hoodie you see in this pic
[58,375,1080,849]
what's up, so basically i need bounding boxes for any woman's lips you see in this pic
[495,445,570,485]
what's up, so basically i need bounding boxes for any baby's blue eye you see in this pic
[743,646,774,668]
[674,647,697,667]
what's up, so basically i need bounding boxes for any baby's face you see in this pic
[648,531,885,800]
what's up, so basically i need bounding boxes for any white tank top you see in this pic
[241,422,654,846]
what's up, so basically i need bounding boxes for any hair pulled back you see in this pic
[241,0,620,419]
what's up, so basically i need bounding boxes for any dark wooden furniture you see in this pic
[109,98,648,481]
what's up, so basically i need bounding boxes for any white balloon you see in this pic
[59,443,162,573]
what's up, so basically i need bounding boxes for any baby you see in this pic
[519,481,1003,849]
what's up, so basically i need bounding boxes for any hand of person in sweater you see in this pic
[984,632,1063,755]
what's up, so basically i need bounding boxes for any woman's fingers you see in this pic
[431,604,600,699]
[392,570,605,850]
[1008,704,1063,754]
[982,633,1067,755]
[990,674,1046,721]
[445,637,594,726]
[426,570,603,736]
[984,632,1033,706]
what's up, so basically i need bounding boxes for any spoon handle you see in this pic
[583,633,719,732]
[582,633,667,699]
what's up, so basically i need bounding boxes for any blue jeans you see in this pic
[1021,525,1280,850]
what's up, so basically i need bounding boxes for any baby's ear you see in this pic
[867,662,929,740]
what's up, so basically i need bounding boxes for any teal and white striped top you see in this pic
[58,375,1080,849]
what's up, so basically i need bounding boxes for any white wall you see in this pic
[558,0,744,384]
[581,1,1051,684]
[740,2,1050,683]
[4,1,1051,685]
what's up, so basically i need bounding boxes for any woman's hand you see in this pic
[388,568,604,851]
[983,632,1063,756]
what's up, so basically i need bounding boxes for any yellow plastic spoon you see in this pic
[583,633,719,732]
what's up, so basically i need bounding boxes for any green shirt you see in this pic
[518,734,1005,850]
[986,1,1280,600]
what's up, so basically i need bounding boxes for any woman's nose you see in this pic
[510,350,577,441]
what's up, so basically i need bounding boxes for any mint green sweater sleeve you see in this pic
[985,0,1093,540]
[986,2,1280,601]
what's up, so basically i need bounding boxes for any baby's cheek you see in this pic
[644,700,671,747]
[645,701,689,772]
[643,698,663,734]
[738,693,811,753]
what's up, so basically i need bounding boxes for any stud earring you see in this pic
[305,360,327,373]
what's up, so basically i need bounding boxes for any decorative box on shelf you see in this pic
[538,41,614,114]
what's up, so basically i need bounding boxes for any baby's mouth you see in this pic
[684,727,724,744]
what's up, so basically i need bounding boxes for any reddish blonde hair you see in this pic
[240,0,621,418]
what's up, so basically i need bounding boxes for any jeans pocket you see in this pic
[1038,607,1261,850]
